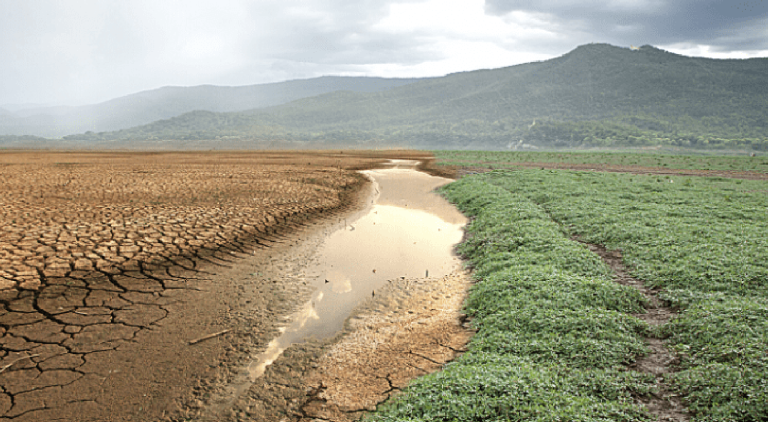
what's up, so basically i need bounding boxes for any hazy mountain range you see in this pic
[0,76,424,138]
[3,43,768,151]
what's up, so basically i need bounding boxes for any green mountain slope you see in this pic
[0,76,423,138]
[66,44,768,150]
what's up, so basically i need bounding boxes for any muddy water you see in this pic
[211,160,467,412]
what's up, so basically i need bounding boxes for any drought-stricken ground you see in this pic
[0,152,395,289]
[297,271,473,422]
[5,149,749,422]
[0,150,437,421]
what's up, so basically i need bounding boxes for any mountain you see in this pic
[0,76,424,138]
[0,134,62,149]
[68,43,768,151]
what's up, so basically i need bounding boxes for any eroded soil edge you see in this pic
[211,270,474,422]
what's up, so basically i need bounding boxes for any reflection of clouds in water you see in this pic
[248,339,283,379]
[360,168,466,225]
[292,292,322,330]
[247,166,467,384]
[248,291,324,379]
[333,277,352,293]
[327,271,353,293]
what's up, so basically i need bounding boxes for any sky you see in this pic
[1,0,767,108]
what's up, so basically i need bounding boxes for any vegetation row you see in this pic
[434,150,768,173]
[368,165,767,421]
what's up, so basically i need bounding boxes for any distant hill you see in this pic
[0,76,424,138]
[68,43,768,151]
[0,134,58,149]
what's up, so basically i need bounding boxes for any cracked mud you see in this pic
[1,150,438,421]
[296,270,473,422]
[183,161,473,422]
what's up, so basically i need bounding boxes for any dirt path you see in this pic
[584,243,689,422]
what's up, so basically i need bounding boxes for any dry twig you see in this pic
[188,329,231,345]
[0,354,40,374]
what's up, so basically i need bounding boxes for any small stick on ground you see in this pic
[0,353,40,374]
[189,329,231,345]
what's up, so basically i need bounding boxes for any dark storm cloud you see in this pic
[485,0,768,50]
[237,1,439,65]
[0,0,766,106]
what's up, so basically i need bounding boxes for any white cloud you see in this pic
[0,0,766,106]
[661,43,768,59]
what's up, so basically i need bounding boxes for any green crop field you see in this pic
[368,163,767,421]
[434,150,768,174]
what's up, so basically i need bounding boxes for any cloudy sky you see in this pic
[2,0,767,107]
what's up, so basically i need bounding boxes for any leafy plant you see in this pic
[370,165,767,421]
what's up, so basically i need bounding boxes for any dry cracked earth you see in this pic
[2,150,718,422]
[0,150,438,421]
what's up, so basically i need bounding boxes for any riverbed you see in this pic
[199,160,472,421]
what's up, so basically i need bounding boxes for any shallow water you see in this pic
[209,160,467,412]
[247,161,467,378]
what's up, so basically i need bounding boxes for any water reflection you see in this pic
[248,161,466,379]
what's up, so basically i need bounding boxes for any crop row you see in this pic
[491,170,767,421]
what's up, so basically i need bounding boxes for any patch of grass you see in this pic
[469,267,647,317]
[433,150,768,173]
[370,166,767,422]
[480,169,768,421]
[662,297,768,421]
[373,354,654,422]
[367,175,655,422]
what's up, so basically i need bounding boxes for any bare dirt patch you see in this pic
[211,269,474,422]
[0,150,440,421]
[298,271,472,422]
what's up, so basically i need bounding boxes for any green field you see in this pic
[368,159,767,421]
[434,150,768,173]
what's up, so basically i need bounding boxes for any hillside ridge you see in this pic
[62,43,766,150]
[6,43,768,151]
[0,76,424,138]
